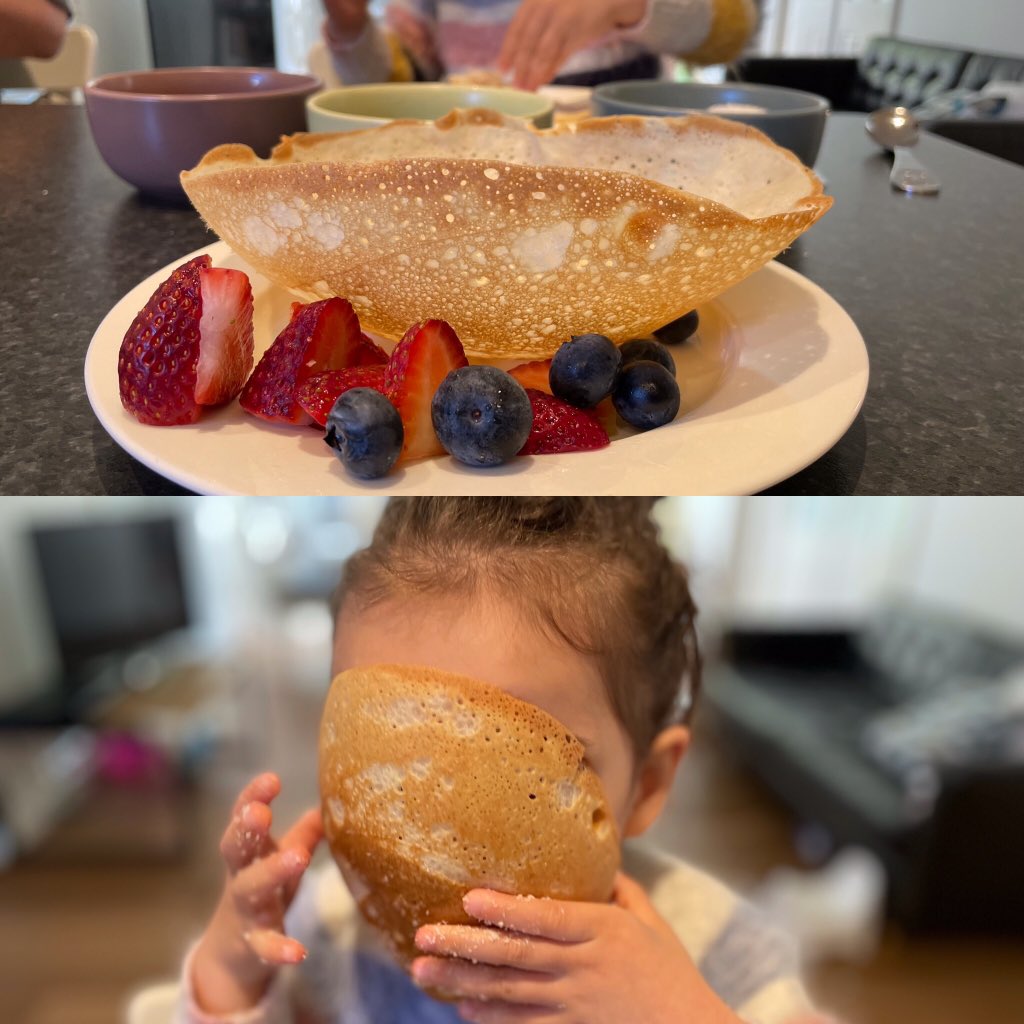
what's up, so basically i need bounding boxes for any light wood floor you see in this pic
[2,686,1022,1024]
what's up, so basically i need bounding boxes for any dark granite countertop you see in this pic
[1,106,1022,495]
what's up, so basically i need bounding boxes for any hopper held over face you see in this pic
[318,663,620,967]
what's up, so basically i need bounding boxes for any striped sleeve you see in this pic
[626,843,843,1024]
[622,0,755,63]
[323,17,395,85]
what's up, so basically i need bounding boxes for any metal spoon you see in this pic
[865,107,941,195]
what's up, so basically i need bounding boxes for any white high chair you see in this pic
[21,24,98,99]
[307,39,343,89]
[125,981,179,1024]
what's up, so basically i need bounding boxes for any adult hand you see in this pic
[322,0,371,44]
[411,872,743,1024]
[191,773,324,1013]
[0,0,70,59]
[497,0,648,90]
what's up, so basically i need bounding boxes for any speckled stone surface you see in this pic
[1,107,1022,494]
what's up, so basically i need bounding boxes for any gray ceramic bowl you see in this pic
[592,81,829,167]
[84,67,321,201]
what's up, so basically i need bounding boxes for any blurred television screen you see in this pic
[30,517,190,673]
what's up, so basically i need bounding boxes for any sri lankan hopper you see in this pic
[318,664,620,967]
[182,109,831,359]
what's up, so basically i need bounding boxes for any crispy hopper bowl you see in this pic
[181,108,831,359]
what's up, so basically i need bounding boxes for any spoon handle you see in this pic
[891,146,941,194]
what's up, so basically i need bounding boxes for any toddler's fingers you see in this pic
[280,809,325,900]
[412,957,558,1007]
[244,927,307,966]
[233,847,310,912]
[415,925,565,974]
[280,808,325,857]
[457,1000,561,1024]
[231,773,281,819]
[220,800,273,873]
[462,890,597,943]
[613,871,684,942]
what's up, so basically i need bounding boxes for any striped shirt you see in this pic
[175,842,841,1024]
[326,0,716,84]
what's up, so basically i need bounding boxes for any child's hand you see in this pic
[191,773,324,1014]
[411,872,742,1024]
[497,0,647,91]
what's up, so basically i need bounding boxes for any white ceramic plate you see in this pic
[86,242,868,495]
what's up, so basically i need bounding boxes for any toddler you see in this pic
[321,0,756,91]
[178,497,838,1024]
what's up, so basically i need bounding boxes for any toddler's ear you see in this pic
[621,725,690,838]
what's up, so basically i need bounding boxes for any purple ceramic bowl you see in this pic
[84,67,321,201]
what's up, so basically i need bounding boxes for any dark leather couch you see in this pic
[708,606,1024,933]
[731,36,1024,165]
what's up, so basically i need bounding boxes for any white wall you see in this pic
[715,497,1024,640]
[887,497,1024,639]
[271,0,324,73]
[897,0,1024,55]
[757,0,899,56]
[721,497,919,626]
[73,0,152,74]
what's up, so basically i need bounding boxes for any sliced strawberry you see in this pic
[296,365,388,427]
[518,389,610,456]
[385,319,468,461]
[356,332,390,366]
[508,359,553,394]
[239,297,362,424]
[118,254,255,426]
[195,267,254,405]
[508,361,617,434]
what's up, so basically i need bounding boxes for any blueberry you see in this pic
[324,388,403,479]
[611,360,680,431]
[431,365,533,467]
[618,338,676,376]
[549,333,621,408]
[654,309,699,345]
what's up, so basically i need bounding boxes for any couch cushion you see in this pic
[858,36,969,109]
[958,52,1024,91]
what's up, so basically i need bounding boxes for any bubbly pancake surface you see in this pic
[319,663,620,964]
[182,110,831,358]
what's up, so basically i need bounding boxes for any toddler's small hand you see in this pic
[411,872,741,1024]
[193,773,324,1013]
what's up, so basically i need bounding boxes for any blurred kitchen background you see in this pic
[1,496,1022,1024]
[36,1,1024,84]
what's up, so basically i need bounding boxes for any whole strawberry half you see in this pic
[118,254,254,426]
[296,365,388,427]
[385,319,468,461]
[518,388,610,455]
[240,297,371,425]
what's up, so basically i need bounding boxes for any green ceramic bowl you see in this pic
[306,82,554,133]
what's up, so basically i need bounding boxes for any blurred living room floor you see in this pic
[2,674,1022,1024]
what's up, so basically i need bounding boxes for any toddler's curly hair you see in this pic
[335,498,701,758]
